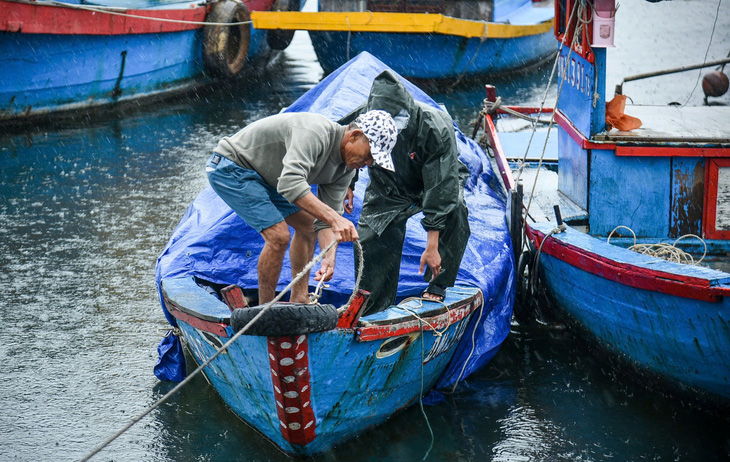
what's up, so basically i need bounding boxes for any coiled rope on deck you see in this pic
[607,226,707,265]
[80,239,362,461]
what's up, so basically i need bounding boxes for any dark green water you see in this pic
[1,0,729,460]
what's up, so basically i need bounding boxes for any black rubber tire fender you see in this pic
[203,0,251,79]
[267,0,300,50]
[231,303,339,336]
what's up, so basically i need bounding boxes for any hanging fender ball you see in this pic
[203,1,251,79]
[702,71,729,98]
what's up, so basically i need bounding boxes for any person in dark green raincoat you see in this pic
[340,70,471,315]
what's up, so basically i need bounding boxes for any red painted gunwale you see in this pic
[526,225,729,303]
[0,0,208,35]
[355,292,483,342]
[165,299,231,337]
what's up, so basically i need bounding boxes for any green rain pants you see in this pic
[357,201,470,316]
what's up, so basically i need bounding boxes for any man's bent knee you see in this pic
[261,222,290,252]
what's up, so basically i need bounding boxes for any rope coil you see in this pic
[608,226,707,265]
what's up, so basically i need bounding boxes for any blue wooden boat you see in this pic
[250,0,555,80]
[0,0,298,123]
[483,0,730,401]
[154,52,515,455]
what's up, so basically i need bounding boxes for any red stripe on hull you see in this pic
[0,0,208,35]
[527,226,729,303]
[356,292,482,342]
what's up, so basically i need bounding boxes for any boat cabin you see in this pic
[550,0,730,244]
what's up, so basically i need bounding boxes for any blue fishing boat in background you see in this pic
[483,0,730,401]
[155,52,515,455]
[0,0,299,123]
[251,0,555,80]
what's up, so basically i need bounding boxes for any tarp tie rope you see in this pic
[81,239,351,461]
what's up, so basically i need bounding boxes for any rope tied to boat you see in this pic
[43,0,253,26]
[607,226,708,265]
[80,239,361,461]
[396,297,453,337]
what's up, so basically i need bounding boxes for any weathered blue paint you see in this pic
[0,30,205,119]
[557,128,589,210]
[309,27,556,80]
[590,47,607,136]
[166,277,485,456]
[556,46,595,138]
[589,149,672,237]
[670,157,705,237]
[530,223,730,399]
[0,1,272,122]
[486,1,730,403]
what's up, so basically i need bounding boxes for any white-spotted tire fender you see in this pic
[267,0,300,50]
[231,303,339,336]
[203,0,251,79]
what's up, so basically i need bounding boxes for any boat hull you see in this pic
[166,280,485,456]
[0,0,273,122]
[527,224,730,400]
[309,29,556,79]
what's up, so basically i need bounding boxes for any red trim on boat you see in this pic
[165,300,230,337]
[336,290,369,328]
[268,335,317,446]
[527,226,729,303]
[484,113,516,190]
[615,146,730,157]
[356,292,482,342]
[0,0,208,35]
[704,158,730,240]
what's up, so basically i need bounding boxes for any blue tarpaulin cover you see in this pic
[155,52,515,388]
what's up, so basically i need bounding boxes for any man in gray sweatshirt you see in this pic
[206,110,397,305]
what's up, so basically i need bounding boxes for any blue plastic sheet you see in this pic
[155,52,515,387]
[153,329,187,382]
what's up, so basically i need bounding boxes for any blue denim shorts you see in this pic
[206,154,300,232]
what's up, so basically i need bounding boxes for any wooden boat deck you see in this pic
[517,167,588,224]
[596,105,730,144]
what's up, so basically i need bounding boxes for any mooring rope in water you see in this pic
[607,226,707,265]
[417,320,435,462]
[397,298,452,337]
[43,0,253,26]
[80,239,354,461]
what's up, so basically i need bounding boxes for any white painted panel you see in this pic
[717,166,730,230]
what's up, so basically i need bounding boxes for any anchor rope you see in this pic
[417,320,435,462]
[42,0,253,26]
[80,239,358,461]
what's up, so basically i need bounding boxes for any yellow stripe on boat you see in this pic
[250,11,552,39]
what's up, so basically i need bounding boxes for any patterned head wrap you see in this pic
[355,110,398,172]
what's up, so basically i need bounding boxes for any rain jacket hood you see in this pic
[341,70,469,236]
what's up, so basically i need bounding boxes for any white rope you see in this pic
[607,226,707,265]
[80,239,338,461]
[43,0,253,26]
